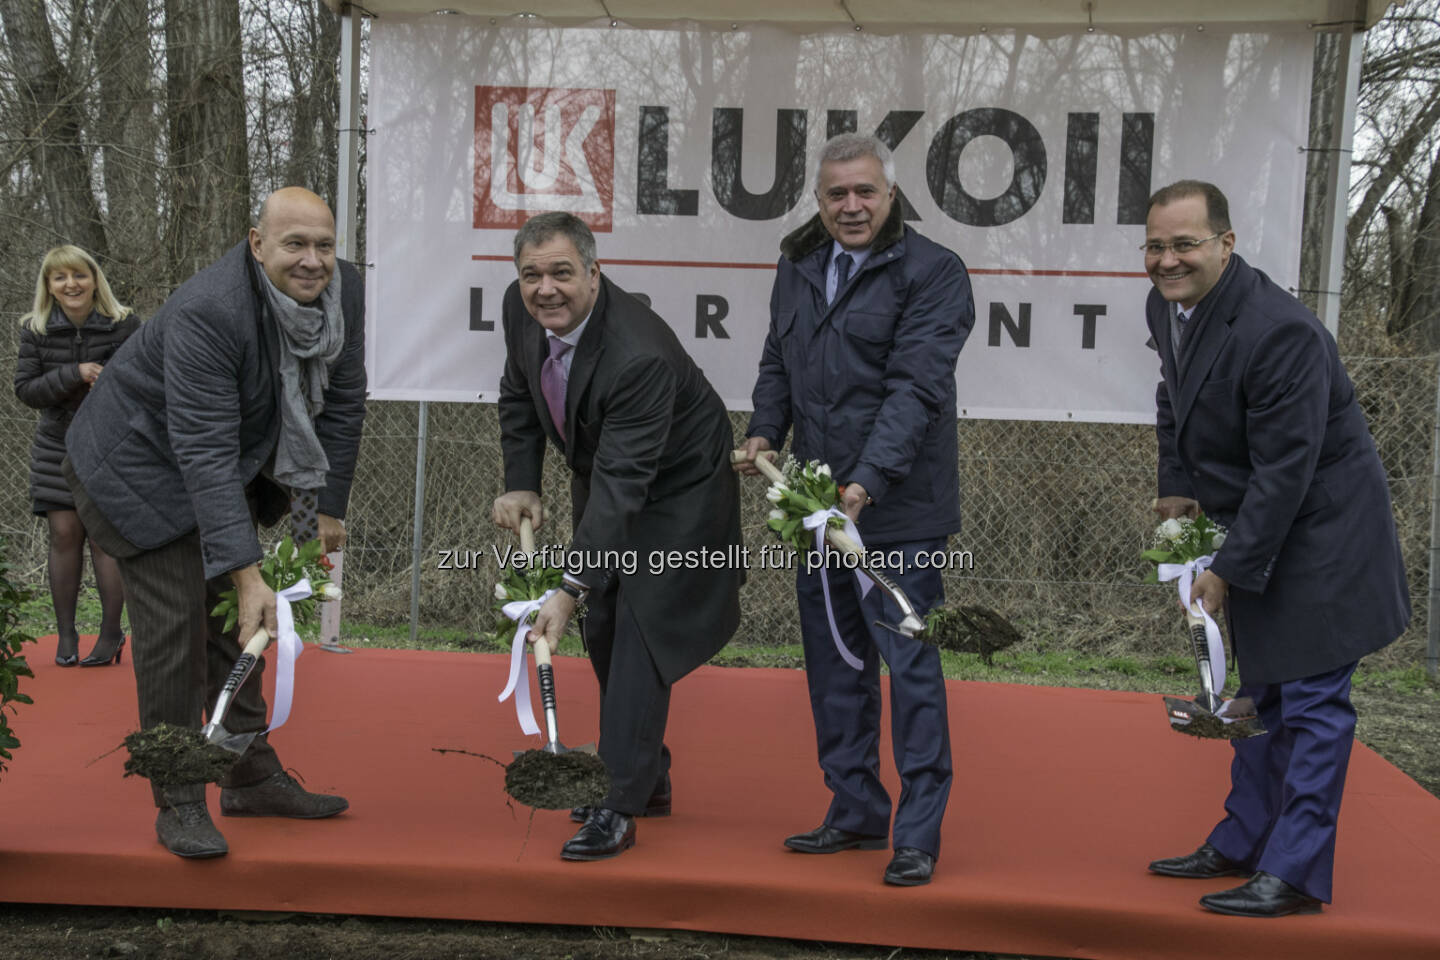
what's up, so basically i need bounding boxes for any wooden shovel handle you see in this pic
[242,627,270,657]
[731,447,784,484]
[516,515,553,665]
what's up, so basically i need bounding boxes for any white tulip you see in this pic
[318,583,343,600]
[766,484,784,503]
[816,463,831,478]
[1159,518,1183,540]
[768,508,786,522]
[1211,531,1226,549]
[494,583,508,601]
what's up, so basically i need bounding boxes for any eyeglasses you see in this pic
[1140,234,1221,257]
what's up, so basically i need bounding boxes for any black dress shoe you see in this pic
[570,776,671,823]
[1200,872,1323,918]
[784,823,888,854]
[1148,842,1247,879]
[561,807,636,861]
[883,847,935,886]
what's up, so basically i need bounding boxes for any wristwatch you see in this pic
[558,580,588,602]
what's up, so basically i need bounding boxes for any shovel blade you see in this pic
[203,722,259,756]
[1163,695,1268,740]
[511,740,598,759]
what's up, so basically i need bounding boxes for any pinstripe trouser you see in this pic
[65,459,282,806]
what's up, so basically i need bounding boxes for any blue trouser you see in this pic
[795,537,952,858]
[1207,661,1358,902]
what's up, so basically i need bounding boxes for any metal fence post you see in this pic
[410,401,429,645]
[1429,357,1440,681]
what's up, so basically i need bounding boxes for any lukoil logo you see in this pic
[473,85,615,231]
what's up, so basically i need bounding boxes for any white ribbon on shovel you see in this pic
[265,579,313,733]
[1157,555,1226,695]
[496,589,557,736]
[803,507,873,672]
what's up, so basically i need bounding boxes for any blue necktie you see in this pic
[834,252,853,299]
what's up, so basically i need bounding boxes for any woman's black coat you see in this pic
[14,309,141,512]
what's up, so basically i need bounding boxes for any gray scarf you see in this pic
[260,267,345,491]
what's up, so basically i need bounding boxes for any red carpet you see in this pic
[3,634,1439,959]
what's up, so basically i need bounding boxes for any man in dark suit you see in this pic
[735,133,975,887]
[492,211,743,861]
[65,187,366,859]
[1142,180,1409,917]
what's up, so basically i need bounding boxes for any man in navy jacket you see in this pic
[1143,180,1409,917]
[737,133,975,887]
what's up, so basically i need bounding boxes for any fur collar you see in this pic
[779,201,906,263]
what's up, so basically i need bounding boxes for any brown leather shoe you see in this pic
[1200,872,1323,917]
[1148,842,1247,879]
[220,771,348,819]
[156,802,228,859]
[784,824,888,854]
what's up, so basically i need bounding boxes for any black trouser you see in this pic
[65,458,281,806]
[581,576,671,814]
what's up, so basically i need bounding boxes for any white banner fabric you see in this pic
[366,19,1313,423]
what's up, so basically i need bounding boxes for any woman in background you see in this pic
[14,245,139,666]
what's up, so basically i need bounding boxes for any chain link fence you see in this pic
[0,305,1431,669]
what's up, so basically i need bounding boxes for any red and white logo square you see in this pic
[473,85,615,232]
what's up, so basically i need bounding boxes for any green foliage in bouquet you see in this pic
[765,457,844,553]
[481,562,582,648]
[0,550,36,780]
[1141,513,1227,583]
[210,536,338,632]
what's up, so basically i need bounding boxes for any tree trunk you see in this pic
[95,0,161,296]
[1394,139,1440,350]
[163,0,250,282]
[0,0,109,256]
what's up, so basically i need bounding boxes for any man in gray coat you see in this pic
[66,187,367,859]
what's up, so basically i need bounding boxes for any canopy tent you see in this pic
[313,0,1391,642]
[323,1,1393,30]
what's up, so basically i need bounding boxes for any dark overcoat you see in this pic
[1149,254,1410,683]
[14,309,140,511]
[498,275,743,685]
[747,205,974,546]
[66,242,367,579]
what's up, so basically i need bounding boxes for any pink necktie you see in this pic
[541,337,573,440]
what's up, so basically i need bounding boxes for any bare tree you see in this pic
[93,0,161,287]
[163,0,249,279]
[0,0,108,254]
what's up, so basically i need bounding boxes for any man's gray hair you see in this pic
[512,211,597,269]
[815,133,895,189]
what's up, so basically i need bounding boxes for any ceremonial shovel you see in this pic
[734,450,926,638]
[1162,603,1266,740]
[202,627,272,755]
[513,517,595,759]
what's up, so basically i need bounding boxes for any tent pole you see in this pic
[319,4,364,653]
[1314,19,1362,338]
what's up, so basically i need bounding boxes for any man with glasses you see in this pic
[1142,180,1409,917]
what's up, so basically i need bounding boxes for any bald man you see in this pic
[65,188,367,858]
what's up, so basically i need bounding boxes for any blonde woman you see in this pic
[14,246,139,666]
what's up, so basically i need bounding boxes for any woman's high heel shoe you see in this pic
[79,634,126,667]
[55,632,80,667]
